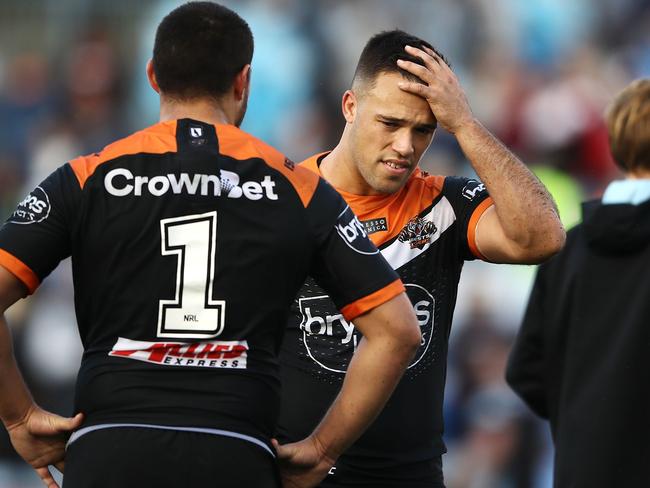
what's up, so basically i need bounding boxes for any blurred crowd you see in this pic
[0,0,648,486]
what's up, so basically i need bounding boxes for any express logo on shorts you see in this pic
[461,180,487,201]
[335,206,379,255]
[9,187,51,225]
[299,284,435,373]
[398,216,437,250]
[109,337,247,369]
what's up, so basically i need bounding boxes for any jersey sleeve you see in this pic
[442,176,493,261]
[305,179,404,321]
[0,163,81,293]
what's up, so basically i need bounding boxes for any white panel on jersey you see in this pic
[381,196,457,269]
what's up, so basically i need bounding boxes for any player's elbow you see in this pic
[527,224,566,263]
[400,313,422,355]
[511,220,566,264]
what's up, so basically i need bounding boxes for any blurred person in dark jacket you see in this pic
[506,78,650,488]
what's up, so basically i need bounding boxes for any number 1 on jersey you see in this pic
[158,211,226,338]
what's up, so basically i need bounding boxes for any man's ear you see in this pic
[233,64,251,101]
[342,90,357,124]
[146,59,160,94]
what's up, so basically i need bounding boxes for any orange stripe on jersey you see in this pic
[467,197,494,260]
[70,120,178,188]
[340,278,405,322]
[217,125,319,207]
[0,249,39,294]
[300,153,326,174]
[300,156,446,249]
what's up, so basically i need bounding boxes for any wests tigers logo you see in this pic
[398,216,437,250]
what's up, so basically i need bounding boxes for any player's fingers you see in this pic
[35,466,59,488]
[404,45,441,71]
[397,80,429,98]
[48,412,84,434]
[419,46,445,65]
[396,59,433,85]
[273,439,297,461]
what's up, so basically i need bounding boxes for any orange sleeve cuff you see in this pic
[340,278,405,322]
[467,197,494,261]
[0,249,40,294]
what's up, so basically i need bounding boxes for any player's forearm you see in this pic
[456,119,565,259]
[0,316,35,428]
[309,332,418,461]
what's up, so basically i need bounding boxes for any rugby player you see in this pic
[277,30,565,487]
[0,7,420,488]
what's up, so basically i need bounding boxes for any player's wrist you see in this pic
[451,116,480,137]
[3,401,36,431]
[309,433,339,467]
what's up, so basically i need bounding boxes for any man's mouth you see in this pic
[382,160,410,173]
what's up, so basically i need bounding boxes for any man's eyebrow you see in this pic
[377,115,436,130]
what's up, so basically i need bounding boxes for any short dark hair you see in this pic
[352,30,449,89]
[152,1,253,100]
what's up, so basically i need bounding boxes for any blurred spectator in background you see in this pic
[507,78,650,487]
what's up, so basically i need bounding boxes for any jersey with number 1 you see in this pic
[0,119,403,452]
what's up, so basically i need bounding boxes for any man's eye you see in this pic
[381,120,398,128]
[416,127,434,135]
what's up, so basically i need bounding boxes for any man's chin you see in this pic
[372,177,407,195]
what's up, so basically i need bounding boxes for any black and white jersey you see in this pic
[0,120,403,453]
[278,153,492,475]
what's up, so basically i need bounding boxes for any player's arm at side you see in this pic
[0,267,33,431]
[275,293,420,487]
[0,266,83,488]
[0,165,84,487]
[275,180,420,487]
[313,291,420,454]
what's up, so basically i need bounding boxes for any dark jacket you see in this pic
[506,197,650,488]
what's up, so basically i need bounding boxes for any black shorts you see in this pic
[63,426,280,488]
[318,455,445,488]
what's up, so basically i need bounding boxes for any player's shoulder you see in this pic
[220,127,320,207]
[69,121,177,189]
[402,168,446,200]
[298,153,327,175]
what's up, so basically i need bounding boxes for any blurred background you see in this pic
[0,0,648,486]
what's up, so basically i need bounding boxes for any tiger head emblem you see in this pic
[398,216,437,250]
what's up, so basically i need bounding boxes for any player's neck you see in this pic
[158,97,237,126]
[321,138,380,196]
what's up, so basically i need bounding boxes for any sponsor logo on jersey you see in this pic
[398,216,437,250]
[9,187,51,225]
[360,217,388,235]
[461,180,486,201]
[104,168,278,200]
[109,337,247,369]
[335,206,379,255]
[299,284,435,373]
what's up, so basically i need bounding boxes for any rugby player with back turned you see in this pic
[0,4,420,487]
